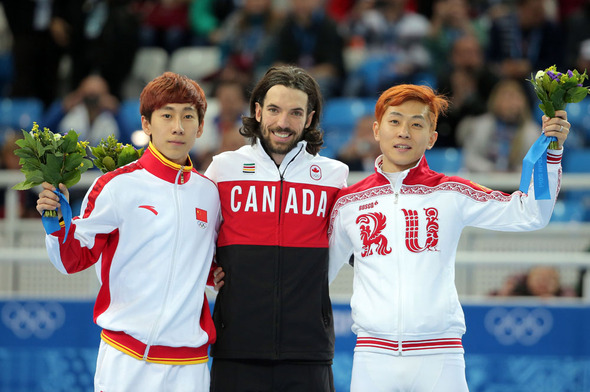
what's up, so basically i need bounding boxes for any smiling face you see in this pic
[255,85,314,164]
[142,103,203,165]
[373,100,438,173]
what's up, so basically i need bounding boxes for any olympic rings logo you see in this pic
[1,301,66,339]
[484,307,553,346]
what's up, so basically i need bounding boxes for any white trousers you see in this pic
[350,351,469,392]
[94,341,210,392]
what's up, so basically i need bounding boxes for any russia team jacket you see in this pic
[44,144,220,364]
[328,149,562,356]
[204,139,348,361]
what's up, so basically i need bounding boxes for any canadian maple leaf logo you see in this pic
[309,165,322,180]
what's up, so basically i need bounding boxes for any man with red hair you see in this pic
[36,72,220,391]
[328,84,569,391]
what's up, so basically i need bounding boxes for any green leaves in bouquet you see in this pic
[90,135,144,174]
[530,67,590,118]
[12,123,93,190]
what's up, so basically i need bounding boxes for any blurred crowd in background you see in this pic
[1,0,590,167]
[0,0,588,296]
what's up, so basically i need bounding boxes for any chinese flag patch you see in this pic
[196,208,208,223]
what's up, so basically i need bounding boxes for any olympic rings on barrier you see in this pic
[484,307,553,346]
[2,301,65,339]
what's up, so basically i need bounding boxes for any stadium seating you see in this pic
[534,100,590,147]
[551,199,588,222]
[122,47,169,100]
[321,97,376,158]
[116,98,141,146]
[424,147,463,173]
[0,97,44,133]
[168,46,221,94]
[562,148,590,173]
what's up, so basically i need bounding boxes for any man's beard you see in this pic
[260,124,302,156]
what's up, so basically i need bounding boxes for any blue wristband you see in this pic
[41,189,72,243]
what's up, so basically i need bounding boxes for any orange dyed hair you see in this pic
[375,84,449,130]
[140,72,207,124]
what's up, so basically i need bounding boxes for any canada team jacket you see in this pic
[328,150,562,356]
[205,139,348,361]
[45,144,220,365]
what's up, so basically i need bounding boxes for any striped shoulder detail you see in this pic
[82,162,143,218]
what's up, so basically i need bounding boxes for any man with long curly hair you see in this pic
[205,65,348,391]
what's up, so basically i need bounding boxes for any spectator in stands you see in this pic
[341,0,432,97]
[51,0,140,99]
[492,266,578,297]
[336,114,381,172]
[209,0,282,87]
[1,0,63,107]
[325,0,356,22]
[425,0,488,76]
[188,0,236,45]
[272,0,345,98]
[576,265,587,298]
[435,34,499,147]
[456,78,539,173]
[195,127,248,172]
[51,74,120,145]
[134,0,190,53]
[192,79,249,170]
[486,0,563,105]
[564,0,590,72]
[0,5,11,97]
[576,39,590,77]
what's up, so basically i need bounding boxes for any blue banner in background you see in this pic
[1,300,589,392]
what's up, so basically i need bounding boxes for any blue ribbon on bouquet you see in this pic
[518,134,556,200]
[41,189,72,243]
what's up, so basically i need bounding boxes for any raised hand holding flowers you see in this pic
[529,66,589,149]
[13,122,93,213]
[12,122,93,239]
[519,66,587,199]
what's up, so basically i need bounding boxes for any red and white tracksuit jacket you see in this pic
[328,150,562,356]
[45,143,220,365]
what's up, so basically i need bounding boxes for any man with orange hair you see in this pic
[36,72,220,391]
[328,84,570,391]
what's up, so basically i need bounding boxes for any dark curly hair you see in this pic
[240,65,324,155]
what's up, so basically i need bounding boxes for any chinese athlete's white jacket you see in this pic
[44,143,220,364]
[328,150,562,356]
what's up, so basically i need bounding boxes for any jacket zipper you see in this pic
[143,168,183,359]
[273,149,302,358]
[393,181,402,355]
[274,170,284,358]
